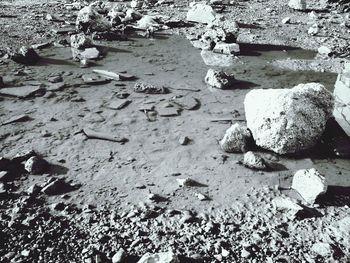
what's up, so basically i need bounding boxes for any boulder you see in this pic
[70,33,93,50]
[288,0,306,10]
[291,168,327,204]
[137,251,179,263]
[186,3,216,24]
[244,83,334,154]
[333,72,350,136]
[242,151,268,170]
[205,69,235,89]
[219,123,252,153]
[76,5,111,33]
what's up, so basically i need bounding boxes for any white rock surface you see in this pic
[137,251,179,263]
[272,197,303,212]
[205,68,235,89]
[219,123,251,153]
[201,50,235,67]
[311,242,332,257]
[213,42,240,55]
[244,83,334,154]
[291,168,328,204]
[70,33,92,50]
[288,0,306,10]
[186,3,216,24]
[243,151,268,170]
[333,72,350,136]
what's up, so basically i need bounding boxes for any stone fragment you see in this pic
[179,136,190,145]
[244,83,334,154]
[282,17,291,24]
[219,123,252,153]
[137,251,179,263]
[0,171,9,181]
[195,192,209,201]
[70,33,93,50]
[134,82,168,94]
[201,50,235,67]
[82,74,110,85]
[112,249,126,263]
[243,151,268,170]
[291,168,327,204]
[170,96,199,110]
[76,5,111,33]
[186,3,216,24]
[311,242,332,257]
[107,100,131,110]
[2,114,30,125]
[308,23,319,35]
[318,46,332,57]
[272,197,303,213]
[0,86,45,98]
[205,69,235,89]
[80,47,100,60]
[158,107,179,117]
[10,46,40,65]
[176,178,197,187]
[41,178,72,195]
[288,0,307,10]
[333,72,350,136]
[24,156,49,174]
[213,42,240,55]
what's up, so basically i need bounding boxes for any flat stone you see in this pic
[107,100,131,110]
[137,251,179,263]
[158,107,179,117]
[201,50,235,67]
[170,96,199,110]
[82,74,110,85]
[0,86,45,98]
[291,168,327,204]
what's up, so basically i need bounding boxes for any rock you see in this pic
[112,249,126,263]
[138,251,179,263]
[291,168,327,204]
[311,242,332,257]
[70,33,93,50]
[48,76,63,83]
[0,76,4,88]
[107,100,131,110]
[186,3,216,24]
[158,107,179,117]
[0,86,45,99]
[213,42,240,55]
[170,96,199,110]
[2,114,30,125]
[288,0,306,10]
[0,171,9,181]
[179,136,190,145]
[244,83,334,154]
[195,192,209,201]
[26,184,41,195]
[176,178,198,187]
[10,46,40,65]
[333,72,350,136]
[336,217,350,233]
[282,17,291,24]
[136,15,160,30]
[318,46,332,57]
[243,151,268,170]
[24,156,49,174]
[80,47,100,60]
[201,50,235,67]
[272,197,303,213]
[134,82,168,94]
[308,23,319,35]
[82,74,111,85]
[41,178,72,195]
[219,123,252,153]
[205,69,235,89]
[76,5,111,33]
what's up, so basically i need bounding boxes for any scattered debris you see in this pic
[291,168,328,204]
[244,83,334,154]
[220,123,252,153]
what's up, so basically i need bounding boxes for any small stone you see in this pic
[205,69,235,89]
[48,75,63,83]
[243,151,268,170]
[134,82,168,94]
[21,250,30,257]
[176,178,197,187]
[158,107,179,117]
[137,251,179,263]
[219,123,252,153]
[179,136,190,145]
[107,100,131,110]
[80,47,100,60]
[26,184,41,195]
[272,197,303,213]
[41,178,72,195]
[282,17,291,24]
[308,23,319,35]
[0,171,9,181]
[288,0,306,10]
[311,242,332,257]
[291,168,327,204]
[195,192,209,201]
[10,46,40,65]
[24,156,48,174]
[112,249,126,263]
[318,46,332,56]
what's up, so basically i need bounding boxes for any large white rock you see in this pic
[244,83,334,154]
[291,168,328,204]
[137,251,179,263]
[186,2,216,24]
[288,0,306,10]
[220,123,251,152]
[333,72,350,136]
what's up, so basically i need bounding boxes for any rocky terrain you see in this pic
[0,0,350,262]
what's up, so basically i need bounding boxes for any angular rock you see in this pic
[137,251,179,263]
[10,46,40,65]
[219,123,252,153]
[311,242,332,257]
[179,136,190,145]
[107,100,131,110]
[205,69,235,89]
[244,83,334,154]
[243,151,268,170]
[291,168,327,204]
[0,86,45,99]
[186,3,216,24]
[333,72,350,136]
[80,47,100,60]
[76,5,111,33]
[134,82,168,94]
[24,156,49,174]
[201,50,235,67]
[41,178,72,195]
[213,42,240,55]
[158,107,179,117]
[70,33,93,50]
[288,0,306,10]
[272,197,303,212]
[112,249,126,263]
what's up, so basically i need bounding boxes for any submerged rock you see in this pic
[219,123,252,153]
[186,3,216,24]
[205,69,235,89]
[244,83,334,154]
[291,168,327,204]
[243,151,268,170]
[137,251,179,263]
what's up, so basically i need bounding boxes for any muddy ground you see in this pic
[0,0,350,262]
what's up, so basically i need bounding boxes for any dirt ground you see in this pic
[0,0,350,262]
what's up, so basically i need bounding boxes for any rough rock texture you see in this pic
[242,151,268,170]
[244,83,334,154]
[333,72,350,136]
[288,0,306,10]
[291,168,328,204]
[213,42,240,55]
[24,156,48,174]
[205,69,235,89]
[70,33,93,50]
[186,3,216,24]
[76,5,111,33]
[137,251,179,263]
[219,123,252,153]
